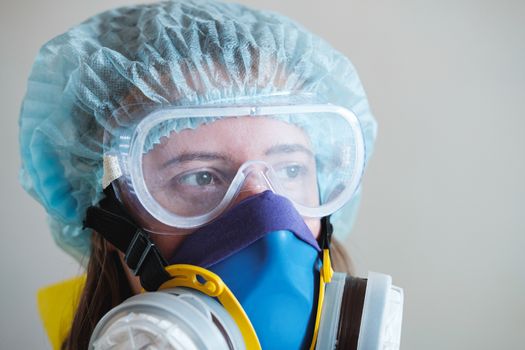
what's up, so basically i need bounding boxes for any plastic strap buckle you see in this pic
[125,229,161,276]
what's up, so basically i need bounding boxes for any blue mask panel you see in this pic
[210,230,319,350]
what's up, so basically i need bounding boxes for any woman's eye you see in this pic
[179,171,219,186]
[285,165,301,178]
[276,164,306,180]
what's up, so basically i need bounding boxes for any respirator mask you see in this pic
[84,98,404,349]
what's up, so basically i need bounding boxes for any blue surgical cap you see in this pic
[19,0,377,260]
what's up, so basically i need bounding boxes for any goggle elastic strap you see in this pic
[83,186,171,291]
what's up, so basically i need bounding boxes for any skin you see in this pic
[121,116,321,293]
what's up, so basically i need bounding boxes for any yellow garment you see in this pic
[37,275,86,350]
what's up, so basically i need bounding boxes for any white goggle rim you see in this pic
[114,104,365,229]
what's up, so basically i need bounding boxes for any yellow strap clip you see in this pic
[322,248,334,283]
[309,248,334,350]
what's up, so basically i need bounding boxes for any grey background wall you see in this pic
[1,0,523,349]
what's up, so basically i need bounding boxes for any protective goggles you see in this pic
[103,102,365,232]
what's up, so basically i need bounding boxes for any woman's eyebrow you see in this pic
[265,144,314,157]
[161,152,230,168]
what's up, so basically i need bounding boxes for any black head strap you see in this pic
[320,215,333,250]
[83,187,171,291]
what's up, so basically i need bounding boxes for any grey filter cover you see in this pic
[89,288,245,350]
[316,272,404,350]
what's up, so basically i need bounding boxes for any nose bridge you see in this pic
[234,161,274,202]
[242,168,272,191]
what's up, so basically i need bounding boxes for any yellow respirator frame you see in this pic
[157,248,334,350]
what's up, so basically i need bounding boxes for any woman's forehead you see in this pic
[149,116,313,157]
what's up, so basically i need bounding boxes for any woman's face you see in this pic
[127,116,321,264]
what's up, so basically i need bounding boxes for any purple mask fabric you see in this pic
[168,191,320,268]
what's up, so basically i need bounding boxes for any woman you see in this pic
[19,1,377,349]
